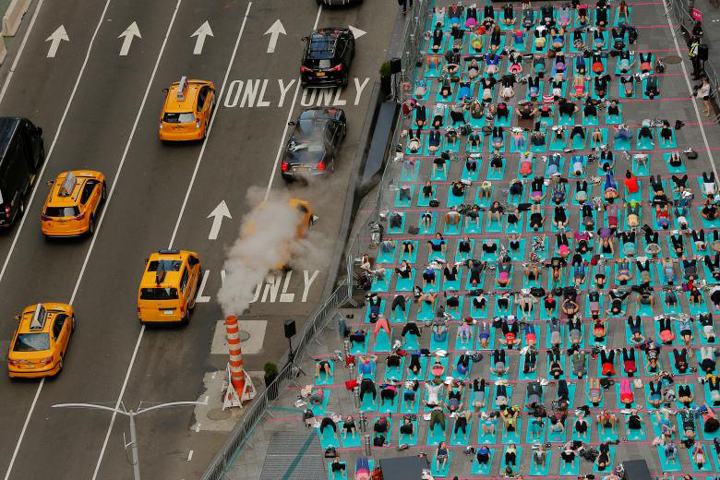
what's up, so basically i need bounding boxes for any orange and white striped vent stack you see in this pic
[224,315,255,404]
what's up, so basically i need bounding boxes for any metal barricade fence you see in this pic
[199,283,349,480]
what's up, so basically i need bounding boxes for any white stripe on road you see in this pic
[263,3,323,201]
[80,1,186,479]
[0,0,44,104]
[0,0,113,287]
[92,2,254,478]
[168,2,253,248]
[2,379,43,480]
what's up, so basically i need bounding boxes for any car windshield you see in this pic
[140,287,179,300]
[44,206,80,217]
[13,333,50,352]
[163,112,195,123]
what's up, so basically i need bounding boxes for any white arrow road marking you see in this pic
[207,200,231,240]
[118,21,141,56]
[264,19,286,54]
[45,25,68,58]
[191,21,213,55]
[348,25,366,39]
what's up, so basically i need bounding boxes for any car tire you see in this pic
[57,356,64,375]
[71,315,76,333]
[101,183,108,202]
[88,216,96,236]
[180,310,190,326]
[341,72,349,87]
[19,200,24,214]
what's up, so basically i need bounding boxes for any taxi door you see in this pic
[80,179,102,219]
[51,314,70,358]
[196,86,215,131]
[185,255,201,308]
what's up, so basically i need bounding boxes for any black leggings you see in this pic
[454,416,468,434]
[360,380,377,401]
[392,295,406,312]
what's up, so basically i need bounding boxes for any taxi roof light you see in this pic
[29,304,48,331]
[158,249,179,255]
[176,76,188,102]
[59,172,77,197]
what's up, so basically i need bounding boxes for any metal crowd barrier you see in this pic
[199,282,350,480]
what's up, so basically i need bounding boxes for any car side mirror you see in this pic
[162,88,169,96]
[144,258,149,265]
[14,315,20,322]
[288,121,296,126]
[301,36,309,42]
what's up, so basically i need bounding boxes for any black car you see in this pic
[300,28,355,87]
[281,107,346,182]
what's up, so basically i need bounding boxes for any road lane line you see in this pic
[90,326,145,480]
[2,379,43,480]
[0,0,43,104]
[0,0,113,286]
[69,0,182,304]
[168,1,252,248]
[1,0,181,479]
[91,2,253,477]
[2,1,114,478]
[263,3,323,201]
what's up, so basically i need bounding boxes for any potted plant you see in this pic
[264,362,279,398]
[379,61,392,95]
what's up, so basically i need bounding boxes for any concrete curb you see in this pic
[2,0,30,37]
[321,80,382,299]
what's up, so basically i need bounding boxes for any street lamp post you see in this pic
[52,401,205,480]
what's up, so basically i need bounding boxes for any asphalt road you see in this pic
[0,0,397,479]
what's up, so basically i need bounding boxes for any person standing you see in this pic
[688,36,704,80]
[696,76,712,117]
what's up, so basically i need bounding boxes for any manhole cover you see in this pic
[663,55,682,65]
[207,408,232,421]
[239,331,250,342]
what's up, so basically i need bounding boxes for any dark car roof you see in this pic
[0,117,22,162]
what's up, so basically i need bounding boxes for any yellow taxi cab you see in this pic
[41,170,106,237]
[158,76,216,141]
[245,199,314,270]
[137,249,201,325]
[7,303,75,378]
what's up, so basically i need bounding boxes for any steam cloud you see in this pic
[217,189,304,317]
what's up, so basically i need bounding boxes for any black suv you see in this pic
[300,28,355,87]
